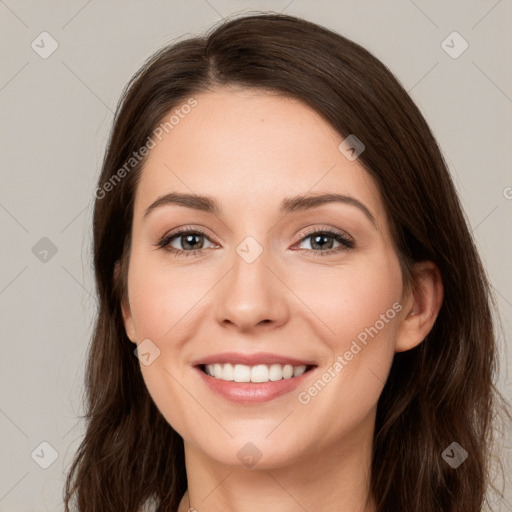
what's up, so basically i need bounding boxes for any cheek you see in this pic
[126,252,199,434]
[125,250,218,435]
[290,253,402,434]
[295,251,403,352]
[127,251,209,341]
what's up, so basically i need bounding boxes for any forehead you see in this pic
[133,88,385,226]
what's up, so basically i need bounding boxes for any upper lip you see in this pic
[193,352,317,367]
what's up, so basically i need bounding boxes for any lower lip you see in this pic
[195,366,314,403]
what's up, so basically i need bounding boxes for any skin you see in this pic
[121,87,443,512]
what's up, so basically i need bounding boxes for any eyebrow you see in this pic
[143,192,376,226]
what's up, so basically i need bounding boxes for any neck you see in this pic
[177,412,376,512]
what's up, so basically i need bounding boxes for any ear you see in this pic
[395,261,443,352]
[114,260,137,344]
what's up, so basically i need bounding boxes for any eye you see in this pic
[294,227,355,256]
[156,225,355,258]
[156,227,217,257]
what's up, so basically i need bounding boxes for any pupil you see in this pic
[183,234,203,250]
[312,234,333,250]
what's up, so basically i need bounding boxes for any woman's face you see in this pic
[122,87,406,468]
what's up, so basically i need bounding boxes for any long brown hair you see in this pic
[64,12,510,511]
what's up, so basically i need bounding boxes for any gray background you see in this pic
[0,0,511,510]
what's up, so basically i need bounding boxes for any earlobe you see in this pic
[395,261,443,353]
[121,297,137,344]
[114,260,137,344]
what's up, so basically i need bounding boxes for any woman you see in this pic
[64,12,509,512]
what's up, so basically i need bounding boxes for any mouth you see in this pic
[198,362,315,383]
[193,352,317,403]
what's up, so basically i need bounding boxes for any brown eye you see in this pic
[295,227,355,256]
[157,228,216,257]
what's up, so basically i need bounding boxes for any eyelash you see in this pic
[156,225,355,258]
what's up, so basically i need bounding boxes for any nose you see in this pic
[214,243,290,333]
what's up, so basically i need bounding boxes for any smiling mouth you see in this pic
[199,363,316,383]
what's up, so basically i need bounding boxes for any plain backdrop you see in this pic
[0,0,511,510]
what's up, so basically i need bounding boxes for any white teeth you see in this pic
[213,363,223,379]
[293,365,306,377]
[233,364,251,382]
[251,364,269,383]
[203,363,309,383]
[269,364,284,381]
[282,364,293,379]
